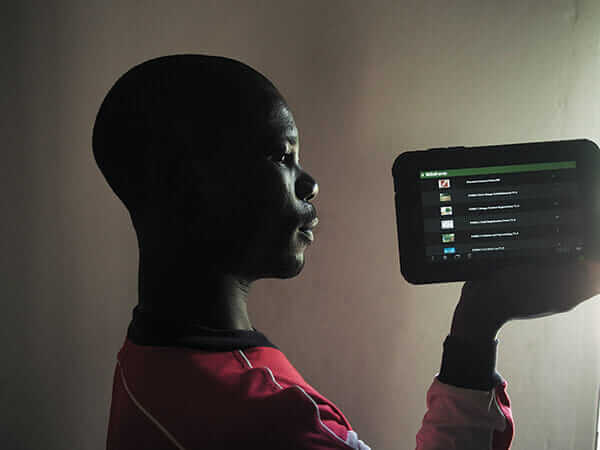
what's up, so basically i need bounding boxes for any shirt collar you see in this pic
[126,305,277,351]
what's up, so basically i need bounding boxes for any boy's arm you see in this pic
[417,260,600,450]
[416,337,513,450]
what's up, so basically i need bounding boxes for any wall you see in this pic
[3,1,600,449]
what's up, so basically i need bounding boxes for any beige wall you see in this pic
[3,1,600,449]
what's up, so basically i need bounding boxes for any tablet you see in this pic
[392,139,600,284]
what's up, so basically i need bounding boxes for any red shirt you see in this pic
[107,339,368,449]
[106,308,513,449]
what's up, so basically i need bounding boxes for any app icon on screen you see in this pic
[442,233,455,243]
[441,219,454,230]
[439,193,452,202]
[444,247,456,254]
[438,179,450,189]
[440,206,453,216]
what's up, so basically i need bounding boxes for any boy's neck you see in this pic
[136,244,253,331]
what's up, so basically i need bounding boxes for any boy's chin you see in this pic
[262,252,306,280]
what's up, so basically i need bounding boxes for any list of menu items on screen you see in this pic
[418,161,583,263]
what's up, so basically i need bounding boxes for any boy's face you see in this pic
[187,100,319,281]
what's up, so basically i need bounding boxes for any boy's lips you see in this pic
[298,217,318,243]
[299,217,319,232]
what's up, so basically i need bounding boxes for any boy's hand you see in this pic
[450,260,600,341]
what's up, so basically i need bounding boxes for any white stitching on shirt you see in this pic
[117,360,187,450]
[237,348,253,368]
[238,350,357,449]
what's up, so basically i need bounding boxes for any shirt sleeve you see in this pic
[415,336,514,450]
[252,374,373,450]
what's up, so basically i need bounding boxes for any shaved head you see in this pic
[93,54,317,284]
[92,54,285,231]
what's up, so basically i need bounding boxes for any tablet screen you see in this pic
[418,161,583,263]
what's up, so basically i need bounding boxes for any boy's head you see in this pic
[92,55,318,281]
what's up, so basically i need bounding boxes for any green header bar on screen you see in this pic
[419,161,576,179]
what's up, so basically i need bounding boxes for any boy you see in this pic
[93,54,600,449]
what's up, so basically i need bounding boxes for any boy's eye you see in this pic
[272,151,293,164]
